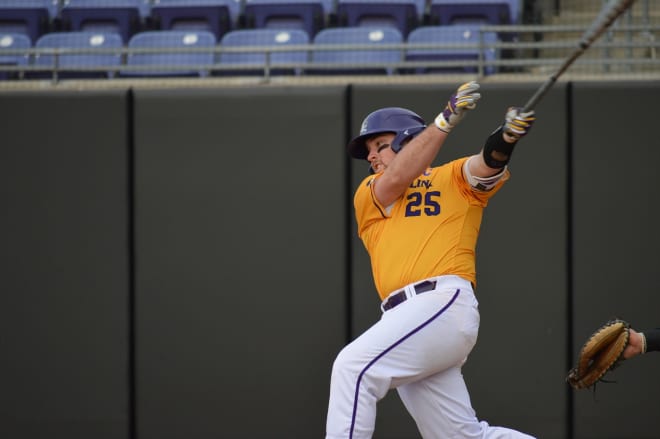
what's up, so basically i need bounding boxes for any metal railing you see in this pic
[1,24,659,85]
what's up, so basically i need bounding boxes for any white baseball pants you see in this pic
[325,275,535,439]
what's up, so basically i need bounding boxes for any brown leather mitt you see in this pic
[567,319,630,390]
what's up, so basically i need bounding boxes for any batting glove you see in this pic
[434,81,481,133]
[503,107,536,142]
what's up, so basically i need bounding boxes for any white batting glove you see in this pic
[503,107,536,142]
[434,81,481,133]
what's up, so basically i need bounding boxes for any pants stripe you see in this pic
[348,288,461,438]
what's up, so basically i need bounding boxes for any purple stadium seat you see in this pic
[335,0,423,38]
[405,24,499,75]
[31,31,123,78]
[0,0,57,43]
[122,30,216,77]
[307,26,403,75]
[60,0,144,43]
[0,32,31,79]
[243,0,326,39]
[150,0,239,40]
[217,28,309,76]
[428,0,518,26]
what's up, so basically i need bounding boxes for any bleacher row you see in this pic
[0,0,521,78]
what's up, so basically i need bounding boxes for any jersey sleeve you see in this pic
[452,157,510,207]
[354,174,389,240]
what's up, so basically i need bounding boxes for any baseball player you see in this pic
[325,81,537,439]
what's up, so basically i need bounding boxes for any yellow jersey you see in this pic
[354,157,508,300]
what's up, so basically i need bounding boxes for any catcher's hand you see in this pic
[566,319,630,390]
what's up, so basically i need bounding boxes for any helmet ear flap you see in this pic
[390,125,426,154]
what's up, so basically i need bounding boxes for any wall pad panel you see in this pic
[133,87,348,439]
[572,81,660,439]
[0,90,131,439]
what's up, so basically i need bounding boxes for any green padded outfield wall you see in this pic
[132,87,348,439]
[349,83,569,439]
[571,81,660,439]
[2,81,660,439]
[0,91,131,439]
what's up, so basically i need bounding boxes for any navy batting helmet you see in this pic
[347,107,426,160]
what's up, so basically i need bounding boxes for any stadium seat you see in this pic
[0,0,58,43]
[307,26,403,75]
[31,31,123,78]
[0,33,31,79]
[60,0,145,43]
[122,30,216,77]
[428,0,518,26]
[150,0,238,41]
[217,28,309,76]
[243,0,326,39]
[335,0,423,37]
[505,0,521,23]
[405,25,499,74]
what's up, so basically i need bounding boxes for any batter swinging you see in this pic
[325,82,537,439]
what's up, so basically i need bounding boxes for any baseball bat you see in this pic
[522,0,636,112]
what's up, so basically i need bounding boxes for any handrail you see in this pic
[1,23,659,83]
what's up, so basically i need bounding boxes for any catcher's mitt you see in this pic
[566,319,630,390]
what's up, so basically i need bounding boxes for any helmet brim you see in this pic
[347,131,389,160]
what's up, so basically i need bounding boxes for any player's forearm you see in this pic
[382,82,481,187]
[383,125,447,186]
[467,150,505,178]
